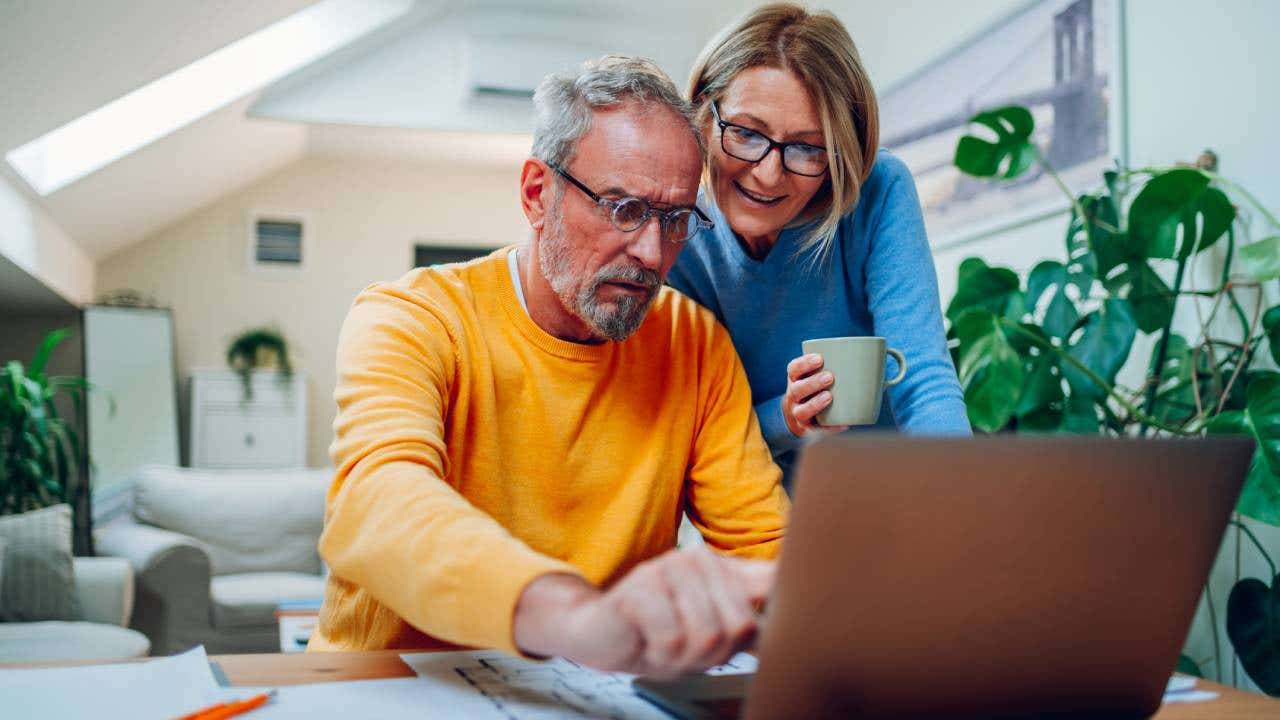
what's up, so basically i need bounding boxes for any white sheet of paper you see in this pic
[1163,675,1218,704]
[208,677,493,719]
[400,650,758,720]
[0,646,221,720]
[1162,689,1220,704]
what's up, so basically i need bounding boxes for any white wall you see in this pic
[96,155,528,469]
[0,176,94,306]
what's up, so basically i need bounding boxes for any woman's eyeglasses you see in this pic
[711,102,830,177]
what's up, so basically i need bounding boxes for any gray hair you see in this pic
[531,55,704,167]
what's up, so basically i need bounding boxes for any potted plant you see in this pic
[0,329,105,554]
[945,105,1280,694]
[226,327,294,403]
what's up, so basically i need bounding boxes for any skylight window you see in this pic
[5,0,411,196]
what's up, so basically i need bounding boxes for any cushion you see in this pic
[0,504,78,622]
[210,572,327,630]
[132,466,328,576]
[0,621,149,662]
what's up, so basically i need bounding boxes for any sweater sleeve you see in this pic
[861,160,972,435]
[754,394,803,457]
[318,284,582,655]
[684,323,790,559]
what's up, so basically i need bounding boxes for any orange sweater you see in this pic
[311,248,788,655]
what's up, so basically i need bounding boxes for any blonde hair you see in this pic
[688,3,879,258]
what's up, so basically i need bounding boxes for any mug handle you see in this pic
[885,348,908,386]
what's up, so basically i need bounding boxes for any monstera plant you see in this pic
[946,105,1280,694]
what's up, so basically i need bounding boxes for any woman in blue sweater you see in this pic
[668,3,970,484]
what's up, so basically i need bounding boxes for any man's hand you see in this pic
[513,544,775,678]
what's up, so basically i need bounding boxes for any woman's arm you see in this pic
[860,158,971,434]
[754,394,804,456]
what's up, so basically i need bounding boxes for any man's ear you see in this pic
[520,158,551,232]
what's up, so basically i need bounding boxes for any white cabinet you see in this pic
[189,369,307,469]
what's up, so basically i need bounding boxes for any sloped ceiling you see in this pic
[0,0,321,260]
[0,0,807,263]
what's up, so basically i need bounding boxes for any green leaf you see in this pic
[1176,654,1203,678]
[1246,372,1280,476]
[1105,261,1175,334]
[1239,236,1280,282]
[1147,334,1198,425]
[1017,356,1064,413]
[1064,198,1099,293]
[947,258,1026,325]
[1026,261,1080,339]
[1182,187,1235,258]
[954,106,1036,179]
[1207,372,1280,525]
[1063,300,1137,400]
[1239,454,1280,527]
[1129,169,1233,259]
[1266,306,1280,367]
[28,329,70,379]
[1005,322,1051,357]
[1226,574,1280,695]
[953,309,1026,433]
[1076,193,1130,276]
[1060,396,1100,434]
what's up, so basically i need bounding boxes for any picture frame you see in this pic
[879,0,1128,251]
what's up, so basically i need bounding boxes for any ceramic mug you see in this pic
[801,336,907,426]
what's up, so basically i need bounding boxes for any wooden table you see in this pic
[211,650,1280,718]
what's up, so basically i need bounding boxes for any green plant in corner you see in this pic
[0,330,104,517]
[226,327,294,403]
[948,105,1280,694]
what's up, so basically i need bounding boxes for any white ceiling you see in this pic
[0,0,318,157]
[0,0,765,263]
[0,0,1008,268]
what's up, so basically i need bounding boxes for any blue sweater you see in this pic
[668,152,970,477]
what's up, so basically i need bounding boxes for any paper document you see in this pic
[206,677,487,719]
[400,650,757,720]
[0,646,222,720]
[1163,675,1218,704]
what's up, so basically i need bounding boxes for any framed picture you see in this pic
[880,0,1127,250]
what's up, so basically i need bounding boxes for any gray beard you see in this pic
[539,213,661,342]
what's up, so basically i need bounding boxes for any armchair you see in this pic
[0,556,150,662]
[95,466,329,655]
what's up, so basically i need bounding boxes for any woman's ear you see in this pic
[520,158,551,232]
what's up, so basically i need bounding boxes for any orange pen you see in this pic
[176,690,275,720]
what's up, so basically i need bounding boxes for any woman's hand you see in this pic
[783,353,849,438]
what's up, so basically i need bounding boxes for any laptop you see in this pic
[634,435,1254,719]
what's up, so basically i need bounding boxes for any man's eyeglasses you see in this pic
[548,163,714,244]
[710,102,830,177]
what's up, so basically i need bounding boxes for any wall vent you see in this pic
[249,212,307,272]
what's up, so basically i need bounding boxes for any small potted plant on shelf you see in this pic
[226,327,294,403]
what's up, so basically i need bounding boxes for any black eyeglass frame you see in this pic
[547,162,714,244]
[710,101,832,177]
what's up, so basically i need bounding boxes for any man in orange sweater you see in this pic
[312,56,789,678]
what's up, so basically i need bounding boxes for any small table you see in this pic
[274,607,320,654]
[210,651,1280,718]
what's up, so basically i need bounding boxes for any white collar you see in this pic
[508,247,529,315]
